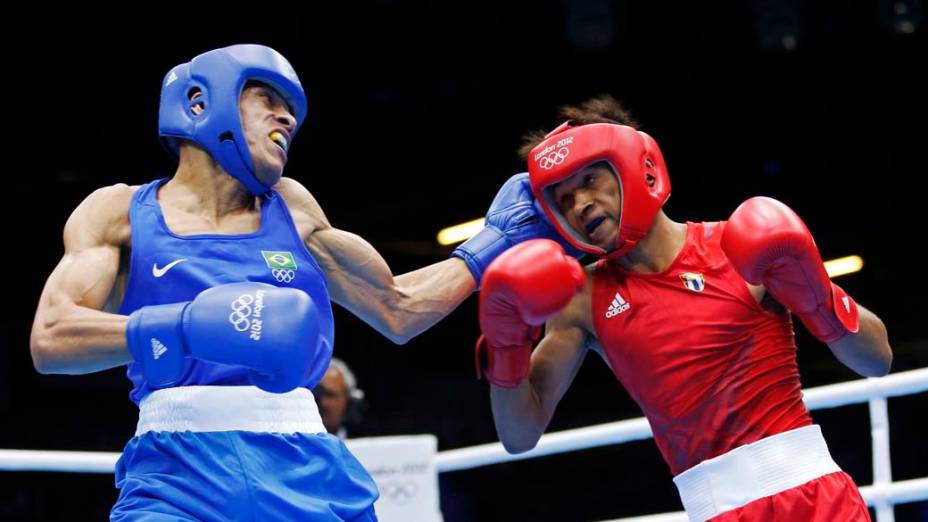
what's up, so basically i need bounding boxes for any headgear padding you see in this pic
[528,122,670,258]
[158,44,307,195]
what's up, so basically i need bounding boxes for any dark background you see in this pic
[1,1,926,520]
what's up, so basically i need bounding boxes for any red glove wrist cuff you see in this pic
[474,334,535,389]
[797,282,860,343]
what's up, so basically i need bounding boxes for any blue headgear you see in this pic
[158,44,308,195]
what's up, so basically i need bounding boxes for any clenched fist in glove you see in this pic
[475,239,586,388]
[721,197,859,343]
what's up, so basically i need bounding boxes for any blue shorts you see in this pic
[111,431,379,521]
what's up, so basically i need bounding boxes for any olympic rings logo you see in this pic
[228,294,255,332]
[538,147,569,170]
[272,269,295,283]
[380,481,419,504]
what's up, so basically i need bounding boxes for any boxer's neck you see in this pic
[169,144,257,219]
[614,211,687,274]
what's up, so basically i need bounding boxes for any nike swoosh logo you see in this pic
[152,259,187,278]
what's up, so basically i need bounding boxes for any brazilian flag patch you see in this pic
[261,251,298,270]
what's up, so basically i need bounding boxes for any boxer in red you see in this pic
[476,96,892,521]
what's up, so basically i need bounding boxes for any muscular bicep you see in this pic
[277,177,397,317]
[308,227,398,322]
[40,246,120,314]
[280,177,472,343]
[30,185,134,374]
[36,195,123,318]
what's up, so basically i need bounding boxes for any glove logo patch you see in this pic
[150,338,168,360]
[679,272,706,292]
[228,290,266,340]
[605,291,630,318]
[842,296,851,313]
[164,69,178,87]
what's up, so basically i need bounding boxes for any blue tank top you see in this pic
[119,178,335,404]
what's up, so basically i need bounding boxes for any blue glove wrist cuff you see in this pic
[126,302,189,388]
[451,226,511,286]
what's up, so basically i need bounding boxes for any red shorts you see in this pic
[710,471,870,521]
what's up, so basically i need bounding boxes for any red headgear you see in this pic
[528,122,671,258]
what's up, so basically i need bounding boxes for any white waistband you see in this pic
[672,425,841,522]
[135,385,326,436]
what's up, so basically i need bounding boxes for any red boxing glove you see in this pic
[721,197,859,343]
[476,239,586,388]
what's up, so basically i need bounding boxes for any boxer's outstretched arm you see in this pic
[277,178,475,344]
[489,308,588,454]
[313,227,474,344]
[30,185,133,374]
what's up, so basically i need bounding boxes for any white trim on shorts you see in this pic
[672,425,842,522]
[135,385,327,436]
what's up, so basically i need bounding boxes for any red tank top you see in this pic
[591,221,811,475]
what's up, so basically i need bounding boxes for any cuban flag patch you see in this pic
[679,272,706,292]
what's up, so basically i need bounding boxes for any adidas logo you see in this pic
[165,70,178,87]
[842,296,851,313]
[605,292,630,318]
[151,338,167,360]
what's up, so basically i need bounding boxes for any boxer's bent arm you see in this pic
[490,310,588,454]
[310,226,475,344]
[30,186,132,374]
[826,303,892,377]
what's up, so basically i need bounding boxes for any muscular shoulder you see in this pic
[273,177,330,239]
[65,183,136,248]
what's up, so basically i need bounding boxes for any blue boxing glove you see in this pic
[453,172,582,286]
[126,282,325,393]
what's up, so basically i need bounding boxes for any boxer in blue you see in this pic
[29,44,562,521]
